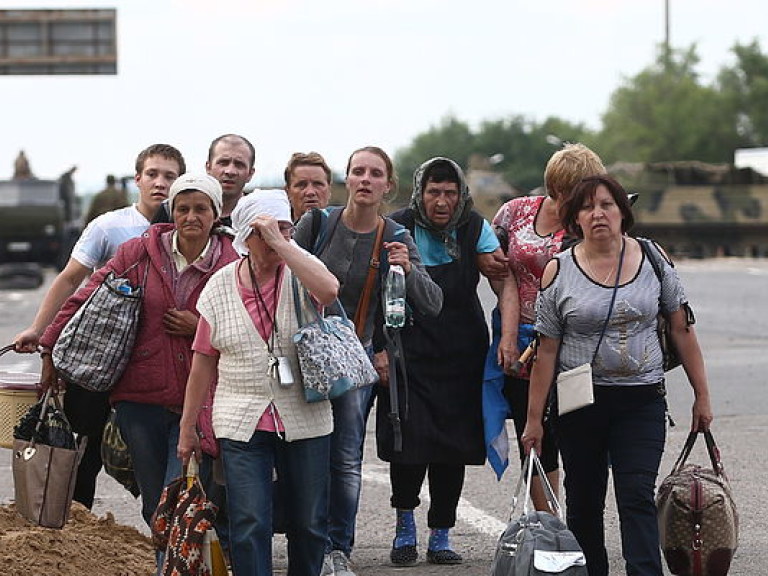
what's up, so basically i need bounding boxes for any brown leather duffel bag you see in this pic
[657,430,738,575]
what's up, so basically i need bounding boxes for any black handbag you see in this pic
[490,449,587,576]
[638,238,695,372]
[100,408,140,497]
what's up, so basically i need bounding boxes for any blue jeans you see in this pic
[555,385,666,576]
[221,431,330,576]
[327,384,375,556]
[114,402,182,528]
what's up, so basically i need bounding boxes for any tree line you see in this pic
[394,40,768,195]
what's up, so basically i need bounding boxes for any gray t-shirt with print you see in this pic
[535,242,687,386]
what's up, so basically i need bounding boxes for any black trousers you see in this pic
[389,462,465,528]
[62,383,111,509]
[556,385,666,576]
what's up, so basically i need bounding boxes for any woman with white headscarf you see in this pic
[40,174,239,561]
[177,189,339,576]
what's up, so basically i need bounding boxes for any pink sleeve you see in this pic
[192,316,219,358]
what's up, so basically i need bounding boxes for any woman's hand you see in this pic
[163,309,198,337]
[14,328,41,353]
[497,333,520,375]
[521,420,544,456]
[40,352,66,394]
[692,395,714,432]
[384,241,411,274]
[177,424,202,465]
[477,248,509,281]
[374,351,389,387]
[251,214,288,248]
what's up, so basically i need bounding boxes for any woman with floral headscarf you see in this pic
[376,157,506,566]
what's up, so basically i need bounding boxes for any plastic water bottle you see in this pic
[384,264,406,329]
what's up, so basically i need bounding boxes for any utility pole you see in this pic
[664,0,671,68]
[665,0,670,50]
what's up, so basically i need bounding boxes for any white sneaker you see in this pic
[320,552,335,576]
[330,550,356,576]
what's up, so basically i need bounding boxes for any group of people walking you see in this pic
[14,136,713,576]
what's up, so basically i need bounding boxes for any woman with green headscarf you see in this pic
[376,156,506,567]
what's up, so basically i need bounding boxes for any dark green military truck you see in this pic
[0,179,81,271]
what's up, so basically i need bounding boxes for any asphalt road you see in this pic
[1,260,766,575]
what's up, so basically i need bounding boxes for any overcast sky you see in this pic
[2,0,766,193]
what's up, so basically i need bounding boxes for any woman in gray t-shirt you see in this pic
[521,175,713,576]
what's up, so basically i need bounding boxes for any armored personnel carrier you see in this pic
[611,161,768,258]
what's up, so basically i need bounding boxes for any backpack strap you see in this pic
[638,237,665,284]
[309,207,343,256]
[638,237,695,326]
[376,216,407,280]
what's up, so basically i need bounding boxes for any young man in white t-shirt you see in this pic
[14,143,186,508]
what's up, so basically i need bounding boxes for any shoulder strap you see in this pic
[377,216,405,280]
[463,211,484,259]
[309,208,324,252]
[591,238,625,364]
[309,207,344,255]
[638,237,664,284]
[352,217,386,339]
[638,237,695,328]
[310,207,342,256]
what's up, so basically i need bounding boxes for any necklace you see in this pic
[243,257,281,340]
[582,246,618,285]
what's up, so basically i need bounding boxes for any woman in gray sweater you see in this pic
[294,146,442,576]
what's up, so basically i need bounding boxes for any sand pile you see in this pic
[0,502,155,576]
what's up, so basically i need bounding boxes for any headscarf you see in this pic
[231,189,292,255]
[410,157,474,260]
[168,173,223,218]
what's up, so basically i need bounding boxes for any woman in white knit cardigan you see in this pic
[177,190,339,576]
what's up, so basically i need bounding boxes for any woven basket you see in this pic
[0,372,41,449]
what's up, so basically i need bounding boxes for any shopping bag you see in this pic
[12,388,87,529]
[100,408,140,497]
[490,449,587,575]
[52,259,146,392]
[291,277,377,403]
[152,459,227,576]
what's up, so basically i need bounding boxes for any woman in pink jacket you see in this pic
[39,174,238,537]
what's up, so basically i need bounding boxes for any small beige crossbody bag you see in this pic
[556,240,625,416]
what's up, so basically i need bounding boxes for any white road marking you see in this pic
[364,469,507,536]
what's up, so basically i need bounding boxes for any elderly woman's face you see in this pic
[172,191,217,241]
[422,178,460,229]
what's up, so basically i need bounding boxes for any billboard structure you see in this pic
[0,8,116,75]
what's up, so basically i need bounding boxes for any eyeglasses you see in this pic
[278,222,295,236]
